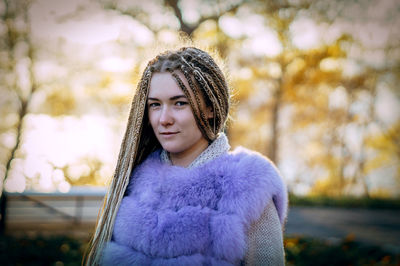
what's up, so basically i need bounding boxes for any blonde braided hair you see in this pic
[83,47,230,265]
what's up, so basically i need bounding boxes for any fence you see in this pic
[2,186,106,239]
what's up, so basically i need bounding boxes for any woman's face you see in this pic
[147,71,211,165]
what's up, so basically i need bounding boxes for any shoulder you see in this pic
[215,146,288,225]
[230,146,280,171]
[223,146,283,187]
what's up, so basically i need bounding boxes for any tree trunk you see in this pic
[1,0,36,195]
[268,80,282,164]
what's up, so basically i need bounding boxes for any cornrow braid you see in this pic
[191,58,230,106]
[191,69,219,133]
[83,64,154,265]
[83,47,230,265]
[180,68,215,140]
[193,70,224,133]
[185,51,229,116]
[181,62,218,133]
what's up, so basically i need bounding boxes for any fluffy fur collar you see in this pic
[101,147,287,265]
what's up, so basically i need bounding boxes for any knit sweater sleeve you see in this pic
[244,199,285,266]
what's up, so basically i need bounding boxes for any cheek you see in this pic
[182,112,201,135]
[179,110,194,125]
[148,111,158,130]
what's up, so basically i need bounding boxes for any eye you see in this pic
[148,102,160,108]
[175,101,188,107]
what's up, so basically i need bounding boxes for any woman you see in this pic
[84,47,288,265]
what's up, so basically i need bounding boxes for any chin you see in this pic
[159,142,182,154]
[163,147,183,154]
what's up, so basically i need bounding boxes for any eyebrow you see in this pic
[147,95,187,101]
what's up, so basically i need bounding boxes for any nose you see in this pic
[159,106,174,126]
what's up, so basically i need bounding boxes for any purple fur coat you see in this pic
[101,147,287,266]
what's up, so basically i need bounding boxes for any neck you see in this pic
[169,138,209,167]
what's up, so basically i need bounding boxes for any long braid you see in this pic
[193,71,224,132]
[190,55,230,109]
[191,58,230,109]
[201,73,227,125]
[188,50,230,124]
[191,71,219,133]
[181,68,215,139]
[83,66,153,265]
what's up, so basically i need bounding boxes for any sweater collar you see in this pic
[160,132,230,168]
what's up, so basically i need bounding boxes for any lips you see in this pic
[160,132,179,135]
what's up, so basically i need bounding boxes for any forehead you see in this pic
[149,71,191,97]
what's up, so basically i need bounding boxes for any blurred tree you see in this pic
[226,0,339,161]
[98,0,400,197]
[0,0,37,191]
[75,0,400,196]
[227,0,400,196]
[240,0,353,163]
[100,0,243,59]
[365,121,400,196]
[102,0,242,37]
[0,0,38,232]
[2,0,396,197]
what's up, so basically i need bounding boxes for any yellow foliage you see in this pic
[365,121,400,174]
[192,20,221,47]
[45,87,76,116]
[310,177,342,197]
[369,188,393,199]
[364,153,392,174]
[229,102,274,154]
[304,141,325,161]
[99,75,113,89]
[231,78,254,102]
[109,95,131,106]
[286,58,306,76]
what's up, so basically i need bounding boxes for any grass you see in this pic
[0,234,399,265]
[284,235,400,266]
[0,235,87,266]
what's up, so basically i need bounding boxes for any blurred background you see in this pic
[0,0,399,265]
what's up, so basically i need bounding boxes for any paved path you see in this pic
[285,206,400,251]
